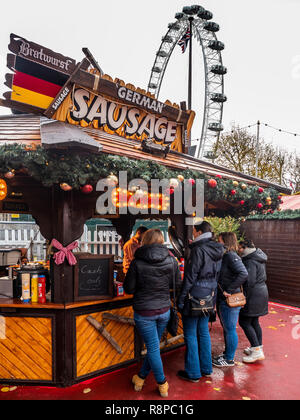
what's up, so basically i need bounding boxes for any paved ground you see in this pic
[1,302,300,400]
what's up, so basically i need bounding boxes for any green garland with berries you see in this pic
[0,144,283,216]
[246,209,300,220]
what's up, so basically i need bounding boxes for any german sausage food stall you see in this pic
[0,34,289,387]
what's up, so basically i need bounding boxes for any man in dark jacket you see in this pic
[238,240,269,363]
[177,221,224,382]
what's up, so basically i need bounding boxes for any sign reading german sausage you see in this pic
[53,87,181,147]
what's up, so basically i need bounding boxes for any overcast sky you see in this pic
[0,0,300,154]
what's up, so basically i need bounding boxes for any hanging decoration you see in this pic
[207,179,218,189]
[81,184,93,194]
[4,171,15,179]
[0,178,7,201]
[60,183,73,192]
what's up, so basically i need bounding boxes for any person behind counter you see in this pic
[122,226,148,275]
[123,229,181,398]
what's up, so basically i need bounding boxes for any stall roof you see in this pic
[0,113,291,194]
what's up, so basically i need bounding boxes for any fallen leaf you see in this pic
[83,388,92,394]
[213,388,221,392]
[242,397,251,401]
[9,386,17,392]
[278,324,286,328]
[1,387,10,393]
[205,381,212,384]
[267,326,278,330]
[269,311,277,314]
[235,361,243,366]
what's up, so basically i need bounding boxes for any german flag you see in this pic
[11,56,69,109]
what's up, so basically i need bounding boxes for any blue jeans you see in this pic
[182,315,212,379]
[218,301,241,361]
[134,310,170,384]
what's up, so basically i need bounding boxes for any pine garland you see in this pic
[246,210,300,220]
[0,144,283,216]
[0,144,201,187]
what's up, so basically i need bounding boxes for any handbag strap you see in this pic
[218,284,244,294]
[171,258,177,309]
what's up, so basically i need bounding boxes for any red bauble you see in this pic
[207,179,217,189]
[278,195,282,200]
[188,179,196,186]
[257,203,263,209]
[258,187,264,194]
[240,200,245,205]
[230,189,236,196]
[81,184,93,194]
[215,174,223,179]
[168,187,175,195]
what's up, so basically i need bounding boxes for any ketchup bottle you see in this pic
[38,275,46,304]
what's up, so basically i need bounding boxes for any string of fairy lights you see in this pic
[226,122,300,138]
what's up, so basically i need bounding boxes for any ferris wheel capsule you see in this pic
[152,67,162,73]
[204,22,220,32]
[198,10,213,20]
[156,50,169,58]
[168,22,181,31]
[162,35,174,43]
[182,6,194,15]
[208,123,224,132]
[175,12,184,20]
[211,65,227,75]
[211,93,227,103]
[208,40,225,51]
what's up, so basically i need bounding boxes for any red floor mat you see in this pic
[1,302,300,400]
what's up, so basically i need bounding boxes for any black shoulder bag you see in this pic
[188,248,216,317]
[167,259,179,337]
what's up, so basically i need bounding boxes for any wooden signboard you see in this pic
[73,253,114,302]
[3,34,77,112]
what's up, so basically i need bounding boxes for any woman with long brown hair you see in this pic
[213,232,248,368]
[124,229,181,397]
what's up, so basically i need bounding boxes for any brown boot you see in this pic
[158,381,169,398]
[132,374,145,391]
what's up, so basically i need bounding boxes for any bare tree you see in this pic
[213,125,299,189]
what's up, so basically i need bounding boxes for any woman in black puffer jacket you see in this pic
[124,229,181,398]
[213,232,248,368]
[238,239,269,364]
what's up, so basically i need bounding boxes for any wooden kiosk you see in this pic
[0,35,289,387]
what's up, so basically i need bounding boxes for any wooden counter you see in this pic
[0,294,132,309]
[0,295,184,387]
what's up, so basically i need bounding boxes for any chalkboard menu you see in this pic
[74,253,114,302]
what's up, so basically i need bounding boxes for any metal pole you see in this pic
[188,17,193,110]
[256,120,260,178]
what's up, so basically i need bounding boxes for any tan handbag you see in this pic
[219,285,246,308]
